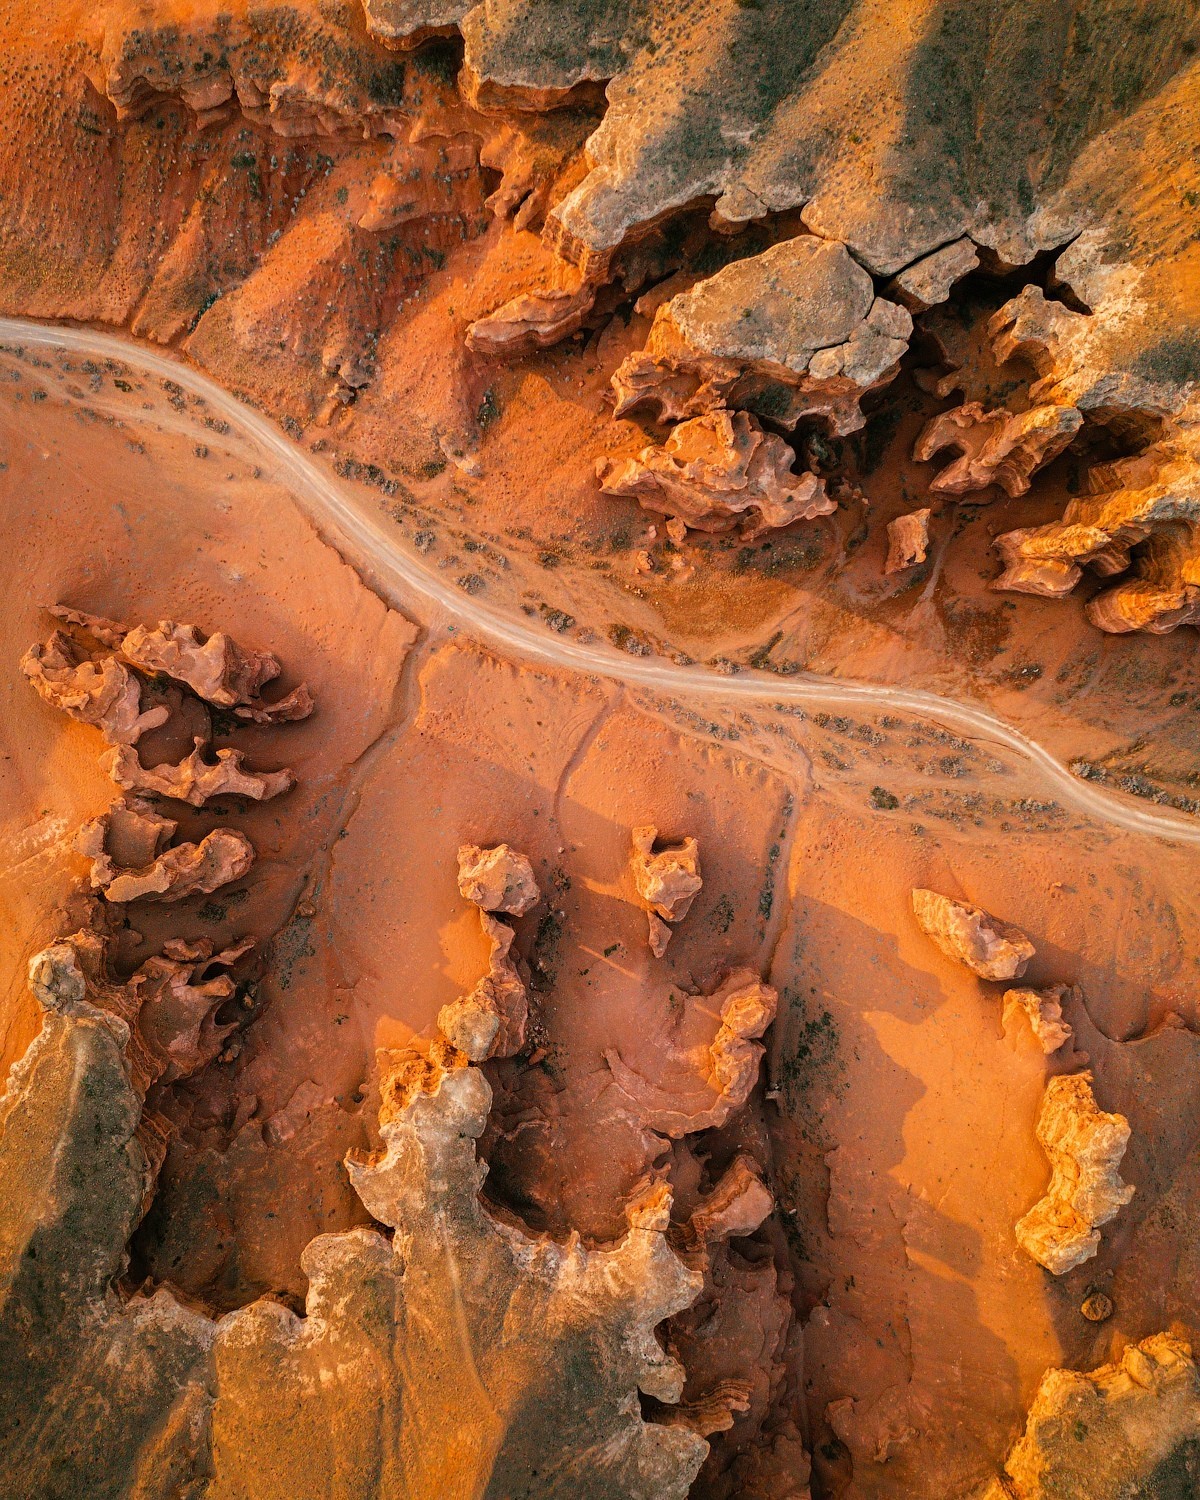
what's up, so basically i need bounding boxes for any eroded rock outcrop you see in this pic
[978,1334,1200,1500]
[912,889,1035,981]
[914,402,1082,499]
[606,969,776,1133]
[1,941,714,1499]
[103,737,295,806]
[1003,985,1073,1055]
[885,509,931,574]
[630,825,703,957]
[76,796,254,903]
[456,841,541,916]
[610,238,911,437]
[438,909,530,1060]
[1015,1072,1134,1274]
[21,629,169,744]
[993,455,1200,633]
[598,411,832,538]
[0,961,215,1500]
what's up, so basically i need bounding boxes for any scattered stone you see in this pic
[884,509,931,573]
[630,825,702,955]
[1003,985,1073,1054]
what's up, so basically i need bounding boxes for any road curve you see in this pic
[4,315,1198,847]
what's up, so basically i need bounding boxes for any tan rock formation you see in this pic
[992,457,1200,625]
[437,909,529,1060]
[630,825,703,956]
[610,238,911,437]
[1003,985,1073,1054]
[885,509,931,574]
[912,889,1035,981]
[110,617,314,722]
[1083,523,1200,634]
[888,238,980,313]
[102,737,294,806]
[214,1051,709,1497]
[606,968,777,1134]
[76,796,254,903]
[466,278,598,357]
[597,411,832,537]
[1015,1072,1135,1274]
[21,629,169,745]
[689,1155,775,1244]
[979,1334,1200,1500]
[0,948,712,1500]
[913,402,1082,499]
[456,841,540,915]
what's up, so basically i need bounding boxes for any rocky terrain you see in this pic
[1,2,1199,1497]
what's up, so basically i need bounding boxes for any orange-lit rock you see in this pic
[884,509,931,573]
[1003,986,1073,1054]
[102,737,294,806]
[913,402,1082,499]
[630,824,703,955]
[21,629,168,745]
[76,797,254,903]
[598,411,832,537]
[456,841,540,915]
[980,1334,1200,1500]
[912,889,1035,981]
[611,237,911,436]
[1015,1073,1134,1274]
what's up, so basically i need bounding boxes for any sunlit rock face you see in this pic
[2,1,1200,1498]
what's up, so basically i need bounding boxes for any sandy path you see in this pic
[4,314,1198,848]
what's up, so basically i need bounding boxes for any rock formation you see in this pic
[913,402,1082,499]
[978,1334,1200,1500]
[885,510,931,574]
[1015,1072,1135,1275]
[610,238,912,437]
[911,890,1035,981]
[630,825,703,957]
[993,454,1200,632]
[438,909,530,1060]
[21,629,169,744]
[0,944,713,1500]
[598,412,832,537]
[76,796,255,903]
[1003,986,1073,1055]
[103,738,294,806]
[456,841,541,916]
[606,968,777,1133]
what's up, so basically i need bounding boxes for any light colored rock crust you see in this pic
[598,411,833,537]
[979,1334,1200,1500]
[21,629,169,745]
[914,402,1083,499]
[911,889,1035,981]
[1015,1072,1135,1275]
[630,825,703,956]
[610,237,911,437]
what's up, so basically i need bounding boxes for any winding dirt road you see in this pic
[4,315,1198,847]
